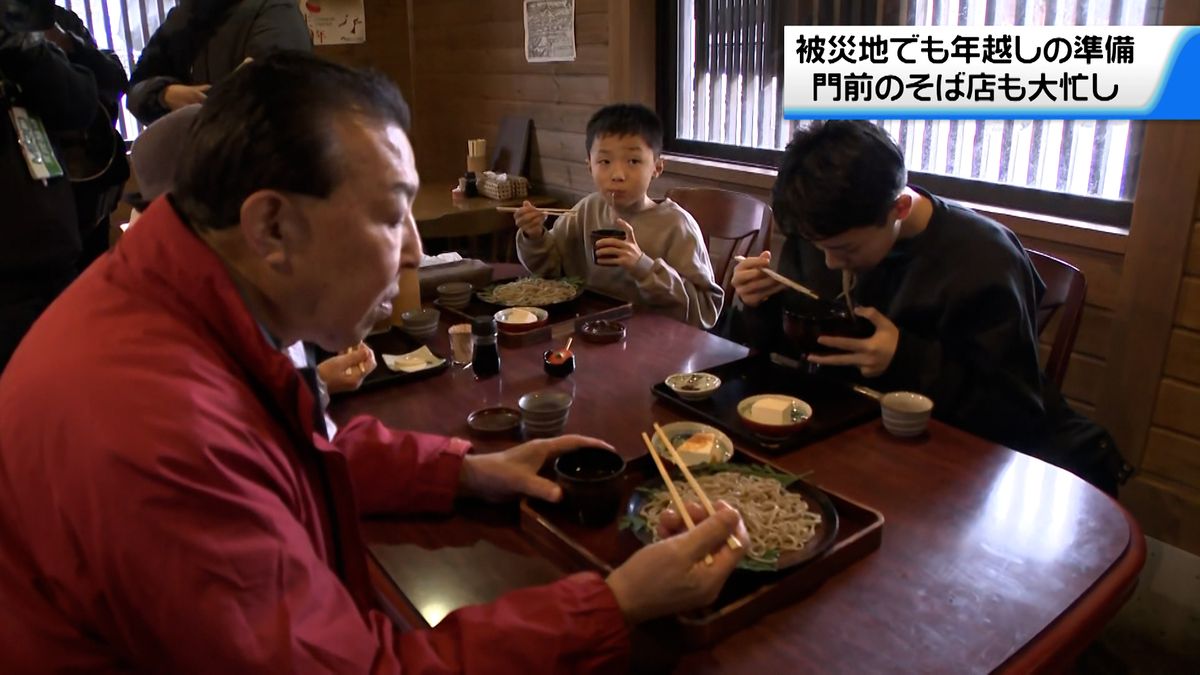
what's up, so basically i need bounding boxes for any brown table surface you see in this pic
[413,176,557,225]
[332,312,1145,674]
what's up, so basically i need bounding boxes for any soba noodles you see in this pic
[639,471,821,563]
[484,278,579,306]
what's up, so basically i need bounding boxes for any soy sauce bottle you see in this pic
[471,316,500,378]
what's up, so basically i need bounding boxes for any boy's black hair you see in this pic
[772,120,907,240]
[585,103,664,156]
[174,51,411,231]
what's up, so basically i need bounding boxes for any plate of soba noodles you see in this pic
[621,462,838,572]
[477,277,585,308]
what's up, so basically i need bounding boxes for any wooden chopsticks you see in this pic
[641,423,744,562]
[732,255,822,301]
[342,343,369,377]
[653,423,743,553]
[641,432,713,565]
[495,206,573,215]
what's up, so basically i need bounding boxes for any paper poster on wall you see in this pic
[299,0,365,45]
[524,0,576,63]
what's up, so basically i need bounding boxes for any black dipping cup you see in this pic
[782,303,874,356]
[554,447,627,527]
[589,228,627,264]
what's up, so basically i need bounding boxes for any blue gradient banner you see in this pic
[782,26,1200,120]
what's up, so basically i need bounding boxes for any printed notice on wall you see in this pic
[524,0,576,63]
[300,0,365,46]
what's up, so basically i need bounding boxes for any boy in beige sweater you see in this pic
[513,104,723,328]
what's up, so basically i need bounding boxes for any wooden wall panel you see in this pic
[1055,306,1112,361]
[1164,328,1200,385]
[1141,428,1200,493]
[1176,277,1200,331]
[1188,223,1200,275]
[533,130,589,163]
[1121,474,1200,555]
[409,0,611,195]
[1153,379,1200,439]
[316,2,412,98]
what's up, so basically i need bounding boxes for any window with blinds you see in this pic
[660,0,1164,227]
[56,0,179,140]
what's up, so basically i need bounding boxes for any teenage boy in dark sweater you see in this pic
[728,120,1128,494]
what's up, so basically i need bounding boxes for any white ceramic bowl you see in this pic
[880,391,934,437]
[494,306,550,333]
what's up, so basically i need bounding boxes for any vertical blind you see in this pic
[674,0,1163,203]
[56,0,179,140]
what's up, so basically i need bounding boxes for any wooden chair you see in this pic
[666,187,773,301]
[419,210,517,263]
[1028,249,1087,388]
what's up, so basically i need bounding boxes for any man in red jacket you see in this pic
[0,52,747,672]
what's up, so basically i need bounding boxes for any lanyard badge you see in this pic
[8,105,65,182]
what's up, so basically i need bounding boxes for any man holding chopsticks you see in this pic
[727,120,1128,495]
[0,53,748,672]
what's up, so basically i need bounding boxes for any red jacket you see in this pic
[0,199,630,673]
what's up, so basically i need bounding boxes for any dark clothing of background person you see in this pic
[0,27,99,370]
[726,188,1128,495]
[127,0,311,126]
[50,5,130,268]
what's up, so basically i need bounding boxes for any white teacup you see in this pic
[880,391,934,438]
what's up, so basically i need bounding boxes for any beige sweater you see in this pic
[516,192,723,328]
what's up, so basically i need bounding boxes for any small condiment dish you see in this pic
[580,319,626,344]
[664,372,721,401]
[465,406,522,438]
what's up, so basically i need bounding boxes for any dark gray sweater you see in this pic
[127,0,311,126]
[727,188,1124,491]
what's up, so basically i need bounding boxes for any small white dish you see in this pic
[651,421,734,466]
[664,372,721,401]
[382,346,445,373]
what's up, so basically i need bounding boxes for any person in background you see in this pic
[127,0,310,126]
[727,120,1129,494]
[0,52,748,671]
[513,103,724,329]
[48,3,130,268]
[0,0,104,370]
[126,102,376,392]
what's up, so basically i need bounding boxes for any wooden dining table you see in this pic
[331,312,1145,673]
[413,176,558,228]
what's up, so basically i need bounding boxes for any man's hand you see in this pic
[162,83,210,111]
[316,343,376,394]
[807,306,899,377]
[606,501,748,624]
[594,219,643,270]
[513,200,548,239]
[459,434,614,503]
[731,251,784,307]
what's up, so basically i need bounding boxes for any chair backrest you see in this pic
[491,116,532,177]
[1028,249,1087,388]
[665,187,773,300]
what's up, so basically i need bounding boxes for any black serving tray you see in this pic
[651,352,879,454]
